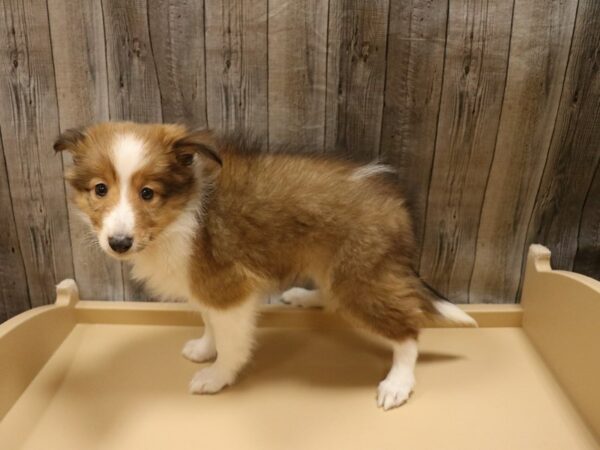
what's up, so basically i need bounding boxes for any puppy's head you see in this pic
[54,122,221,259]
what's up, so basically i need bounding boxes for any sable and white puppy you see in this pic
[54,122,476,410]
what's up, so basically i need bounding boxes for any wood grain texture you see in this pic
[325,0,390,158]
[527,0,600,275]
[571,0,600,281]
[102,0,163,300]
[419,0,514,303]
[0,131,30,321]
[268,0,329,150]
[205,0,268,135]
[48,0,125,301]
[470,0,579,303]
[1,1,600,319]
[379,0,448,249]
[0,0,74,307]
[575,161,600,280]
[102,0,163,124]
[148,0,208,125]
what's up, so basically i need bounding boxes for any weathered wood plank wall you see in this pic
[0,0,598,321]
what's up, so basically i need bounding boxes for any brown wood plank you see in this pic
[48,0,125,301]
[0,0,74,307]
[574,161,600,280]
[418,0,514,303]
[325,0,390,158]
[0,129,30,321]
[379,0,448,250]
[267,0,328,150]
[527,0,600,276]
[147,0,208,126]
[205,0,268,135]
[102,0,163,300]
[470,0,578,303]
[572,0,600,280]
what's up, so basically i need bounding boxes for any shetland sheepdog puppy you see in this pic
[54,122,476,410]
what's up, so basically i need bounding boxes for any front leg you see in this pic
[182,312,217,363]
[189,297,258,394]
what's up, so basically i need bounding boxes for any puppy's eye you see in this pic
[94,183,108,197]
[140,187,154,201]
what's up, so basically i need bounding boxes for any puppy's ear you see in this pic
[53,128,86,153]
[172,130,222,169]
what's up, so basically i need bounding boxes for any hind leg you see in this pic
[377,338,418,410]
[280,287,324,308]
[329,262,425,410]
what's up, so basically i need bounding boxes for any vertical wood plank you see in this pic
[102,0,163,124]
[102,0,163,300]
[0,0,74,307]
[205,0,268,135]
[470,0,578,303]
[418,0,514,303]
[268,0,328,150]
[0,131,30,321]
[574,161,600,280]
[325,0,390,158]
[48,0,125,301]
[148,0,208,126]
[527,0,600,275]
[379,0,448,249]
[571,0,600,281]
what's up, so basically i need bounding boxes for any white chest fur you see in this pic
[129,210,198,302]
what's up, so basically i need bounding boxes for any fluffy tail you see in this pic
[429,298,478,327]
[414,270,478,327]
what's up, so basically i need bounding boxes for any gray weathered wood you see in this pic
[379,0,448,250]
[0,0,74,307]
[527,0,600,275]
[0,129,30,321]
[571,0,600,281]
[574,161,600,280]
[0,1,599,317]
[470,0,579,303]
[48,0,125,301]
[102,0,163,124]
[102,0,163,300]
[268,0,329,150]
[325,0,390,158]
[205,0,268,135]
[148,0,208,126]
[419,0,514,303]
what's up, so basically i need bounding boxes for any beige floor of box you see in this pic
[1,245,599,450]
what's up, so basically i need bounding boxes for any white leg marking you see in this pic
[189,298,259,394]
[182,312,217,362]
[377,338,418,410]
[280,287,324,308]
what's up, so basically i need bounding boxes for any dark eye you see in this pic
[94,183,108,197]
[140,187,154,201]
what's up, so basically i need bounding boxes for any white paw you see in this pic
[189,365,234,394]
[280,287,322,308]
[376,375,415,410]
[182,337,217,363]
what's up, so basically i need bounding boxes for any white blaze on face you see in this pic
[99,134,146,253]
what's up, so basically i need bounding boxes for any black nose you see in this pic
[108,235,133,253]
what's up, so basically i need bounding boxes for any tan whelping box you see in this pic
[0,245,599,449]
